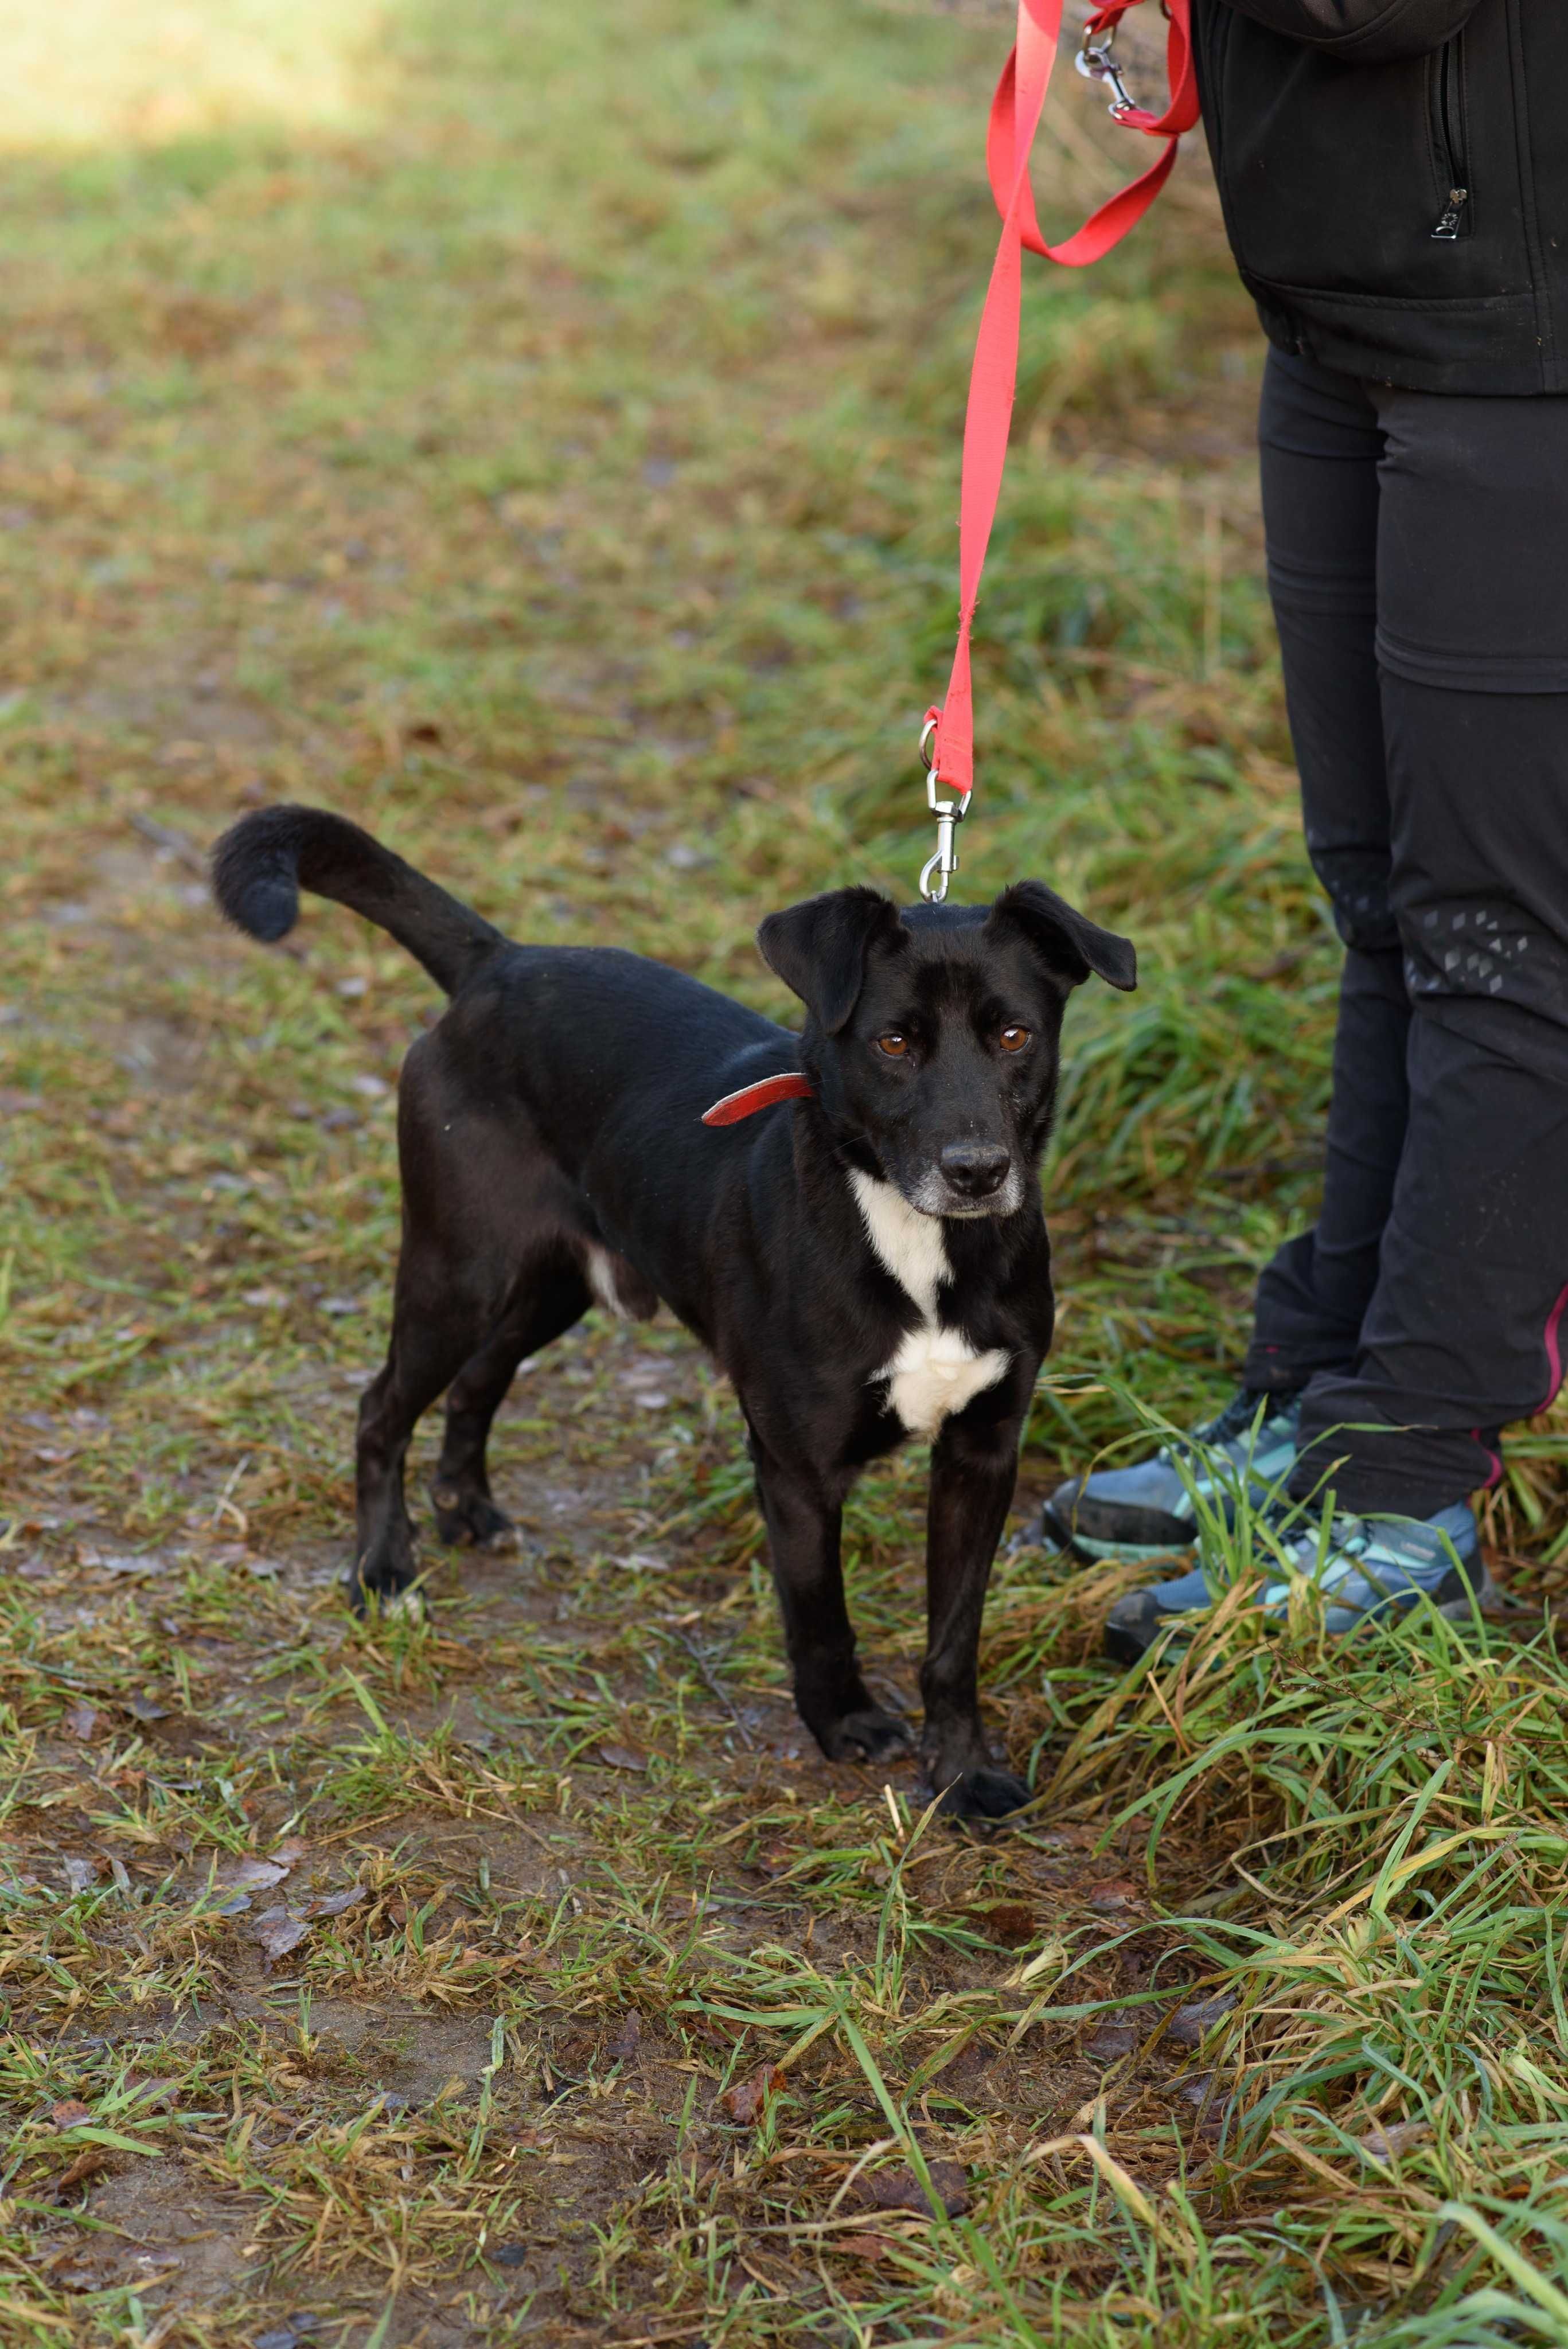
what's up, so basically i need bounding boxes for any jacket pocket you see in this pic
[1429,32,1471,238]
[1196,5,1519,310]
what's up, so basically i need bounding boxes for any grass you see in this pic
[2,0,1567,2340]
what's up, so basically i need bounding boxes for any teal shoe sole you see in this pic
[1104,1563,1501,1666]
[1040,1501,1195,1566]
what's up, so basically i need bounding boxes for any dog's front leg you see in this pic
[920,1400,1031,1820]
[751,1447,912,1765]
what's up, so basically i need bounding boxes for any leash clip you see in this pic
[1075,30,1137,119]
[918,712,966,905]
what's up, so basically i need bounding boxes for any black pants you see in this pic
[1239,350,1568,1518]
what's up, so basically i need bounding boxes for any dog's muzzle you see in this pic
[939,1141,1012,1200]
[908,1156,1024,1220]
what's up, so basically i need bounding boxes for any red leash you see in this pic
[918,0,1198,899]
[703,0,1195,1126]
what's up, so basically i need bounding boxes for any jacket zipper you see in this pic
[1431,36,1469,239]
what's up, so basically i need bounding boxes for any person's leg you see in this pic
[1242,349,1411,1394]
[1051,350,1403,1579]
[1289,385,1568,1514]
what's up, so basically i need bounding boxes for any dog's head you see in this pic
[758,882,1134,1219]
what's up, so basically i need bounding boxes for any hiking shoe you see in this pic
[1102,1560,1222,1666]
[1247,1501,1495,1637]
[1044,1387,1302,1564]
[1102,1499,1493,1664]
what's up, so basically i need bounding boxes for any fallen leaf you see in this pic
[62,1858,98,1895]
[1178,2071,1227,2117]
[595,1743,646,1773]
[51,2100,92,2129]
[251,1910,311,1964]
[607,2012,642,2061]
[61,1702,99,1741]
[309,1884,367,1918]
[271,1837,310,1865]
[56,2148,110,2191]
[129,2076,181,2107]
[848,2161,969,2219]
[1361,2118,1432,2161]
[96,1552,170,1579]
[966,1900,1035,1948]
[1167,1993,1235,2047]
[1004,1936,1069,1991]
[217,1858,289,1893]
[719,2063,786,2124]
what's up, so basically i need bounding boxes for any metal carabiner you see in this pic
[917,715,965,904]
[1075,30,1137,119]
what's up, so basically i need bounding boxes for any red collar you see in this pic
[700,1071,815,1127]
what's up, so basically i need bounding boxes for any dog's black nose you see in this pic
[939,1141,1012,1197]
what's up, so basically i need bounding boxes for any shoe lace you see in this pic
[1190,1385,1298,1451]
[1268,1515,1370,1597]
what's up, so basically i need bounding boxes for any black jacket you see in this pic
[1193,0,1566,391]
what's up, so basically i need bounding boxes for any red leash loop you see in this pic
[700,1071,815,1126]
[922,0,1196,844]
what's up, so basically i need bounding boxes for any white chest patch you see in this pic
[849,1171,1011,1441]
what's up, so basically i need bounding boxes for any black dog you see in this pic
[213,806,1134,1817]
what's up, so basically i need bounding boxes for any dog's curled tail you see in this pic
[212,804,506,996]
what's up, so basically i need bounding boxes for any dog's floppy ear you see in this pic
[757,887,904,1033]
[989,880,1137,993]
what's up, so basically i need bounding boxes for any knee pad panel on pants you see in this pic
[1306,841,1399,954]
[1401,900,1568,1020]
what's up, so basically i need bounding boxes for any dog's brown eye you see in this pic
[876,1033,909,1059]
[999,1025,1031,1053]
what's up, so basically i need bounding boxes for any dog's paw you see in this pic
[345,1554,419,1617]
[346,1581,427,1622]
[430,1484,514,1548]
[935,1766,1032,1822]
[817,1704,915,1764]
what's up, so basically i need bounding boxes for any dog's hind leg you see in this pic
[355,1029,591,1605]
[431,1257,590,1547]
[354,1271,497,1606]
